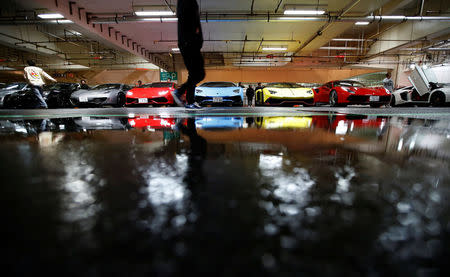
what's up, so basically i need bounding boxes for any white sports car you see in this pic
[391,66,450,107]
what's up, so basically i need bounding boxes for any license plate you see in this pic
[138,98,147,103]
[213,97,223,103]
[79,97,88,102]
[369,96,379,102]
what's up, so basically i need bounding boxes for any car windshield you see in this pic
[298,83,319,88]
[266,83,296,88]
[336,80,365,87]
[44,83,73,90]
[4,83,27,90]
[90,84,121,90]
[148,82,173,88]
[200,82,236,87]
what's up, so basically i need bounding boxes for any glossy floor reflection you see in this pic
[0,114,449,276]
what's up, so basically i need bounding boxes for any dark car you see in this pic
[0,82,30,108]
[44,83,81,108]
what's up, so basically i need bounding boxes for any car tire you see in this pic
[390,95,396,107]
[116,93,125,107]
[430,92,445,107]
[329,90,339,107]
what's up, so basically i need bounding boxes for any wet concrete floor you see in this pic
[0,107,449,276]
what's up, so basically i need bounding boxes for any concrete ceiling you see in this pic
[0,0,449,71]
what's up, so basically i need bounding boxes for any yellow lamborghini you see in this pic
[255,82,315,106]
[255,116,313,129]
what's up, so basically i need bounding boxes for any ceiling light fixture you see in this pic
[355,21,370,25]
[134,5,175,17]
[278,17,321,21]
[172,48,180,52]
[37,13,64,19]
[143,18,178,22]
[284,10,325,15]
[262,47,288,51]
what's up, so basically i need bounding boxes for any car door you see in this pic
[408,67,430,96]
[318,82,332,103]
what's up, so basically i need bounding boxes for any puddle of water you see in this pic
[0,114,449,276]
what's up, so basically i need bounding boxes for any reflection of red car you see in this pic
[125,82,176,106]
[128,116,176,129]
[312,114,388,135]
[315,80,391,107]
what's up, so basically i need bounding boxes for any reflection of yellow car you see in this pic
[255,82,315,106]
[256,117,313,129]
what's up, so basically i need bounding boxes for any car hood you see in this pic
[348,87,389,96]
[260,117,313,129]
[196,86,242,97]
[0,89,21,97]
[195,117,244,129]
[265,87,314,97]
[128,87,172,98]
[71,89,117,97]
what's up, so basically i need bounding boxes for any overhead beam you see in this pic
[31,0,171,71]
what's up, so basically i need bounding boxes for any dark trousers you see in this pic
[247,96,254,106]
[31,86,47,108]
[178,45,205,104]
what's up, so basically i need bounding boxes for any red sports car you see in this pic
[315,80,391,107]
[125,82,176,106]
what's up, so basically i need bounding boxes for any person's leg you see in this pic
[32,86,48,108]
[181,46,205,105]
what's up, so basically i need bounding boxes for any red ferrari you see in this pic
[125,82,176,106]
[315,80,391,107]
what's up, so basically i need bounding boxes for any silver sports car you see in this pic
[70,83,132,107]
[0,82,30,108]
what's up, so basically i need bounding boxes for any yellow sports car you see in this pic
[255,82,315,106]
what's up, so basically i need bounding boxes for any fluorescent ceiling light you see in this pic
[279,17,321,21]
[143,17,177,22]
[332,38,367,42]
[284,10,325,15]
[355,21,370,25]
[37,13,64,19]
[135,11,175,16]
[50,19,73,24]
[172,48,180,51]
[380,15,406,20]
[320,47,359,50]
[262,47,287,51]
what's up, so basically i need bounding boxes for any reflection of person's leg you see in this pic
[33,86,48,108]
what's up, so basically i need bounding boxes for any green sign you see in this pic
[160,71,178,81]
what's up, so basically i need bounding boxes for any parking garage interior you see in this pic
[0,0,449,276]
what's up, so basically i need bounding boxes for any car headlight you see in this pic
[306,89,313,94]
[159,90,169,96]
[384,88,391,94]
[233,89,240,93]
[195,89,202,93]
[127,91,133,96]
[269,90,278,94]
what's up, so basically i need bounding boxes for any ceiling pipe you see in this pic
[0,14,448,25]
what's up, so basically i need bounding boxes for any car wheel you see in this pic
[329,90,339,107]
[116,93,125,107]
[390,95,396,107]
[430,92,445,107]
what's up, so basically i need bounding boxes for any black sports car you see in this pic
[44,83,81,108]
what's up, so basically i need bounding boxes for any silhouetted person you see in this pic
[137,80,143,88]
[172,0,205,109]
[246,85,255,107]
[23,60,56,108]
[255,82,263,92]
[80,79,89,90]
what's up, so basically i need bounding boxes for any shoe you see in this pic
[171,90,184,107]
[192,102,202,108]
[185,103,203,109]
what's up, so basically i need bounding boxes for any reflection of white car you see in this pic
[391,66,450,107]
